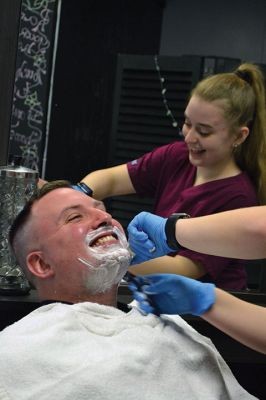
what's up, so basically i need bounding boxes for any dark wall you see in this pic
[45,0,165,182]
[0,0,21,165]
[160,0,266,63]
[9,0,58,173]
[4,1,264,177]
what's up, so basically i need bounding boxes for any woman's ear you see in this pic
[26,251,55,279]
[234,126,249,147]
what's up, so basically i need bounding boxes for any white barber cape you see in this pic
[0,301,257,400]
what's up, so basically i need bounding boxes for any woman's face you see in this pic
[182,95,238,171]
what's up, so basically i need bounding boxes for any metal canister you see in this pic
[0,163,38,294]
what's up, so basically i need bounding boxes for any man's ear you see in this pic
[26,252,55,279]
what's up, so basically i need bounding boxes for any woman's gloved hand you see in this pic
[128,273,216,316]
[127,212,172,265]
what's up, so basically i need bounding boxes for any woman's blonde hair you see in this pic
[192,63,266,204]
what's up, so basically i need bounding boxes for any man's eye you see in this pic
[67,214,82,222]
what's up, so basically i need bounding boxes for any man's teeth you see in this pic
[92,235,116,247]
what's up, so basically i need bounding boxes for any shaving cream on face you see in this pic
[78,226,132,294]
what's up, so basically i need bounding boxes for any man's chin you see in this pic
[85,257,130,295]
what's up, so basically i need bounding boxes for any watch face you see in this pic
[171,213,190,219]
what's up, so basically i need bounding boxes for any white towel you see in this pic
[0,302,258,400]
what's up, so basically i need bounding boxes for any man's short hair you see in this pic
[9,180,72,252]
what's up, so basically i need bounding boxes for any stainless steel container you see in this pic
[0,164,38,294]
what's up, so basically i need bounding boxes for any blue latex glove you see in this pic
[128,273,215,316]
[127,212,173,265]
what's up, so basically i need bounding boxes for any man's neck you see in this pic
[37,285,118,307]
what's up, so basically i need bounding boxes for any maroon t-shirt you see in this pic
[127,141,258,290]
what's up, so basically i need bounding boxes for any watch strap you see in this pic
[165,213,190,251]
[72,182,93,197]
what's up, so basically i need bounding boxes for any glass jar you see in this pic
[0,165,38,294]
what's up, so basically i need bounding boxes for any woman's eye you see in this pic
[183,120,212,137]
[198,130,211,136]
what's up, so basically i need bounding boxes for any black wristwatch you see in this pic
[74,182,93,197]
[165,213,190,251]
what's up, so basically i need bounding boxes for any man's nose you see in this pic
[90,208,112,229]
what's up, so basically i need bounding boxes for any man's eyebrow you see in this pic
[57,201,102,222]
[93,200,103,208]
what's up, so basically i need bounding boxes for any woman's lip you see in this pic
[189,147,204,152]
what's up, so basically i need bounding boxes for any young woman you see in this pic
[79,63,266,290]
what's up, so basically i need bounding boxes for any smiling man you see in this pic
[9,180,130,305]
[0,181,257,400]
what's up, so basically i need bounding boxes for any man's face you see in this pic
[30,188,131,294]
